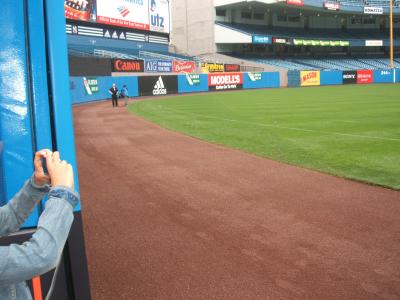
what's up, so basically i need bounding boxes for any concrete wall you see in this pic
[170,0,216,56]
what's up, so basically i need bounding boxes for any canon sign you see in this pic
[112,59,144,72]
[208,73,243,91]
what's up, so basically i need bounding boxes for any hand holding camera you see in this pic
[34,150,74,189]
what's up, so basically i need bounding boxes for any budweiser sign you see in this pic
[173,60,196,73]
[112,59,144,72]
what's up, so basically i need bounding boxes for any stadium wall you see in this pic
[70,76,139,104]
[320,71,343,85]
[171,0,216,55]
[70,71,281,103]
[70,69,398,104]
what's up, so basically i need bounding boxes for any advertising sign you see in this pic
[65,0,95,21]
[273,38,288,44]
[96,0,149,30]
[357,70,373,84]
[324,1,340,10]
[138,75,178,96]
[342,70,357,84]
[201,62,224,73]
[364,6,383,14]
[149,0,170,33]
[178,74,209,93]
[300,71,320,86]
[112,59,144,72]
[224,64,240,72]
[173,61,196,73]
[145,60,173,72]
[252,36,271,44]
[83,77,99,95]
[365,40,383,46]
[208,73,243,91]
[286,0,304,6]
[373,69,394,83]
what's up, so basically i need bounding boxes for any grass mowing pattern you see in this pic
[129,84,400,189]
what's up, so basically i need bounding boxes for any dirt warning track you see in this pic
[73,100,400,300]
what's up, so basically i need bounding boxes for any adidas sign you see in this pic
[152,76,167,95]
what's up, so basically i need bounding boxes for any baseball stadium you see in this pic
[0,0,399,299]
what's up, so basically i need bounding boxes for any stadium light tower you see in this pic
[390,0,394,69]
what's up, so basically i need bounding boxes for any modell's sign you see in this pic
[208,73,243,91]
[287,0,304,6]
[173,60,196,73]
[112,59,144,72]
[324,1,340,10]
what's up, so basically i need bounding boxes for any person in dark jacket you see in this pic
[109,83,119,107]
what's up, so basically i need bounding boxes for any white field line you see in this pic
[157,105,400,142]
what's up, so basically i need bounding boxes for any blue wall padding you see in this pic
[396,69,400,83]
[177,74,209,93]
[287,71,300,87]
[320,70,343,85]
[243,72,280,89]
[0,0,39,227]
[373,69,394,83]
[70,76,139,104]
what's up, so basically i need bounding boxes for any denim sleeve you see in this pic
[0,186,79,286]
[0,177,50,237]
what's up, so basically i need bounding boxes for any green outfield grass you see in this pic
[129,84,400,189]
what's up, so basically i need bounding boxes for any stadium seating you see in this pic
[68,44,197,62]
[216,22,399,40]
[245,57,400,70]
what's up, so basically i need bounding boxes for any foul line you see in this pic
[157,105,400,142]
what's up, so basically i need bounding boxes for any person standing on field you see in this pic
[120,84,129,107]
[109,83,119,107]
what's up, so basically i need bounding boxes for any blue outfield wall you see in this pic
[70,76,139,104]
[287,70,300,87]
[320,70,343,85]
[243,72,280,89]
[178,74,209,93]
[373,69,395,83]
[395,69,400,83]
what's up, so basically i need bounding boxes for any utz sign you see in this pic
[208,73,243,91]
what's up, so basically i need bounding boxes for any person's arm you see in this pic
[0,150,51,237]
[0,186,79,286]
[0,151,78,286]
[0,178,49,237]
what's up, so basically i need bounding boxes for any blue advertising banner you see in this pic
[373,69,394,83]
[396,69,400,83]
[69,76,139,104]
[320,70,343,85]
[145,60,173,72]
[243,72,280,89]
[252,35,271,44]
[178,74,209,93]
